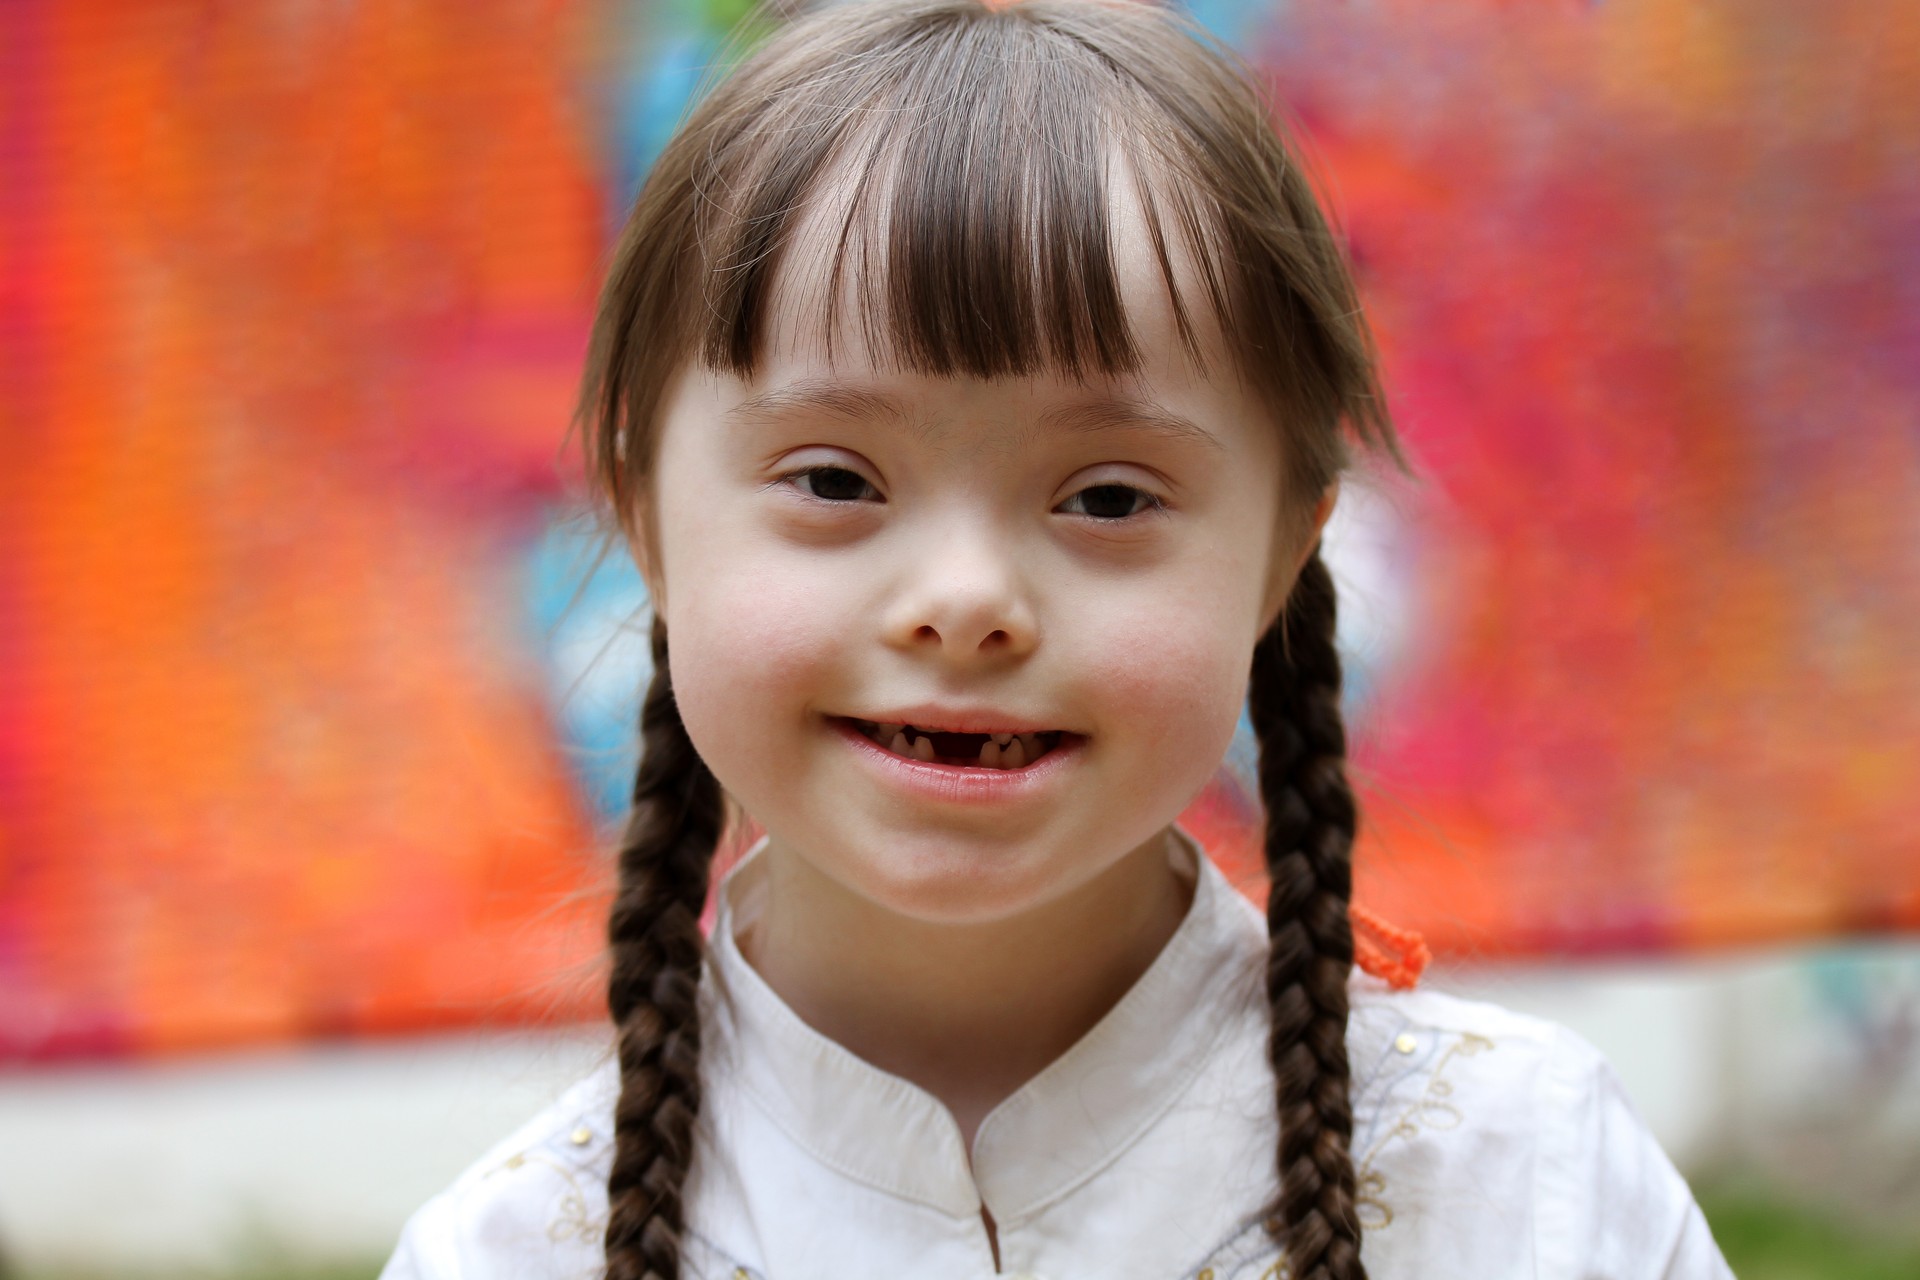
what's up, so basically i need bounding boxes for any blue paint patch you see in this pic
[523,507,653,821]
[611,31,722,221]
[1177,0,1276,49]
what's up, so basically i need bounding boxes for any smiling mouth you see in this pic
[844,719,1067,770]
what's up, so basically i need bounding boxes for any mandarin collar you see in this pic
[703,827,1269,1223]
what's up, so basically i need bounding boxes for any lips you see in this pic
[844,718,1066,770]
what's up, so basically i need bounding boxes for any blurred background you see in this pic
[1,0,1916,1276]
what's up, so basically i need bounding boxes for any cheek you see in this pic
[658,547,848,780]
[1101,625,1245,757]
[1063,574,1259,793]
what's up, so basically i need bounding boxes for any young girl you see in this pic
[385,2,1732,1277]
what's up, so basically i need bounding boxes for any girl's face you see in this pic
[640,181,1328,926]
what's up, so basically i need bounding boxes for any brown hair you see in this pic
[575,3,1400,1278]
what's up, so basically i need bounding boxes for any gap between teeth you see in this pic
[861,721,1055,769]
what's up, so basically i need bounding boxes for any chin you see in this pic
[828,832,1083,927]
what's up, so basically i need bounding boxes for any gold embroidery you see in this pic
[1353,1031,1495,1229]
[478,1143,603,1243]
[546,1174,597,1245]
[1356,1169,1391,1230]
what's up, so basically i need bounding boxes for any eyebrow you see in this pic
[724,379,915,432]
[724,377,1223,451]
[1036,398,1225,452]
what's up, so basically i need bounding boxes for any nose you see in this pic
[881,520,1039,662]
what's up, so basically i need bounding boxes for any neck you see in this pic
[734,827,1194,1149]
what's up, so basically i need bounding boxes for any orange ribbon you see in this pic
[1350,903,1430,991]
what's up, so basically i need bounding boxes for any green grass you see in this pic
[15,1259,381,1280]
[1699,1182,1920,1280]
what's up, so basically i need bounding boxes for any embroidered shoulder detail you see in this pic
[1181,1002,1508,1276]
[480,1146,603,1246]
[467,1103,618,1247]
[1350,1018,1496,1229]
[468,1149,761,1280]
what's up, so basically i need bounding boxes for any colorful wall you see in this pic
[1,0,1914,1059]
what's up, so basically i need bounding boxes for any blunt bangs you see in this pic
[693,7,1229,383]
[581,0,1395,526]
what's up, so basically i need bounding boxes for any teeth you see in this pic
[866,720,1060,768]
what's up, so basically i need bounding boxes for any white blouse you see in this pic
[382,832,1733,1279]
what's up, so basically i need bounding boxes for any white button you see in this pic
[1394,1032,1418,1054]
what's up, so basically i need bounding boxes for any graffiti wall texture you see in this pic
[1,0,1913,1059]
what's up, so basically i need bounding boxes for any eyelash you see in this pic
[780,465,881,504]
[777,465,1164,522]
[1055,483,1166,520]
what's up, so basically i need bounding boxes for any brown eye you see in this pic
[1059,483,1159,519]
[791,466,879,502]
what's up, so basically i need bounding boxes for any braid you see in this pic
[604,616,724,1280]
[1248,549,1366,1280]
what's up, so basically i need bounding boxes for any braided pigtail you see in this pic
[603,616,724,1280]
[1248,549,1366,1280]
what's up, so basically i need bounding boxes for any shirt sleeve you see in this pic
[379,1194,455,1280]
[1533,1024,1734,1279]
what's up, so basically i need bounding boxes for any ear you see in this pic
[1258,482,1339,635]
[1297,482,1339,574]
[625,499,666,616]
